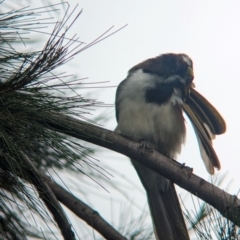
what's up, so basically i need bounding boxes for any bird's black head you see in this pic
[127,53,194,105]
[129,53,194,85]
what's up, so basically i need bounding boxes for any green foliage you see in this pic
[0,3,96,239]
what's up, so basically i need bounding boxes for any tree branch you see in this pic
[42,112,240,226]
[46,177,127,240]
[20,152,75,240]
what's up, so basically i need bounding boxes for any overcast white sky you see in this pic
[8,0,240,239]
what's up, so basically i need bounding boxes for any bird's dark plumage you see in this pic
[115,53,225,240]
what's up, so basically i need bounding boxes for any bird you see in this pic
[114,53,226,240]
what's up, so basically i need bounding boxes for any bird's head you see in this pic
[130,53,194,82]
[128,53,195,104]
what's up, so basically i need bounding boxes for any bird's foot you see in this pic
[138,138,153,154]
[187,167,193,179]
[178,162,193,178]
[182,166,193,179]
[172,160,193,178]
[180,162,185,168]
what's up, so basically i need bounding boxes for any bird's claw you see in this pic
[178,162,193,179]
[186,167,193,179]
[180,162,185,168]
[138,138,153,154]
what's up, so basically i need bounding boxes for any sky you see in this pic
[7,0,240,239]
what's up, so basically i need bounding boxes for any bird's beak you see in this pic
[183,67,194,101]
[184,85,191,101]
[187,66,194,82]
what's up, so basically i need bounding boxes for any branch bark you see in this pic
[42,112,240,226]
[46,178,127,240]
[20,152,75,240]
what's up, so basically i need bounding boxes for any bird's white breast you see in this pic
[116,70,186,158]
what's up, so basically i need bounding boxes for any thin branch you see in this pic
[46,177,127,240]
[20,152,75,240]
[43,112,240,227]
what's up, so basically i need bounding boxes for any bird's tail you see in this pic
[132,160,189,240]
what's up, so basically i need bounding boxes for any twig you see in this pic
[46,177,127,240]
[20,152,75,240]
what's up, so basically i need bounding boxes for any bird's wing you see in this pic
[182,103,221,175]
[188,88,226,135]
